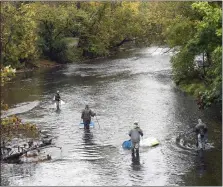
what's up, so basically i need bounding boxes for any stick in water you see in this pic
[95,116,100,129]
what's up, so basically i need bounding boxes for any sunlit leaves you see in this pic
[1,1,221,108]
[1,115,39,141]
[1,66,16,86]
[165,2,222,107]
[2,2,39,68]
[192,2,222,30]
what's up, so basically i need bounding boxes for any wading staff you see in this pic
[95,116,100,129]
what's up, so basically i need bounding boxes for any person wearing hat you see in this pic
[81,105,96,129]
[54,91,61,110]
[129,121,143,157]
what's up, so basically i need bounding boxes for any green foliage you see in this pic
[171,48,197,83]
[163,2,222,108]
[2,2,39,68]
[165,18,196,47]
[1,1,221,109]
[50,39,81,63]
[72,2,152,57]
[179,81,206,96]
[36,3,88,61]
[204,46,222,105]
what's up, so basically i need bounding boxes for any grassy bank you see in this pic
[178,79,207,98]
[177,79,222,110]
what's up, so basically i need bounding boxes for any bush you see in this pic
[42,39,82,63]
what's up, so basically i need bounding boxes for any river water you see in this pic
[1,47,222,186]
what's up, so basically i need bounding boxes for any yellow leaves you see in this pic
[2,2,39,66]
[89,2,96,6]
[2,66,16,75]
[1,115,39,139]
[122,1,140,14]
[1,66,16,86]
[2,103,9,111]
[12,115,18,123]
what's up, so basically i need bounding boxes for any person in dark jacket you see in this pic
[129,121,143,157]
[54,91,61,101]
[54,91,61,110]
[81,105,96,129]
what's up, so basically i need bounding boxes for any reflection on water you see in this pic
[1,47,221,186]
[197,156,206,178]
[131,154,141,171]
[83,129,94,145]
[55,108,61,114]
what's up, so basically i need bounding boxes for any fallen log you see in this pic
[3,152,24,162]
[2,142,62,163]
[2,139,55,162]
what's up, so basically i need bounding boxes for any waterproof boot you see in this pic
[132,148,135,157]
[131,149,136,162]
[136,149,139,159]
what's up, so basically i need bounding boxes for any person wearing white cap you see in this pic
[129,121,143,157]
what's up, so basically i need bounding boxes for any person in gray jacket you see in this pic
[81,105,96,129]
[195,119,208,147]
[129,121,143,157]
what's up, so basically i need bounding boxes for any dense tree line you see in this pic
[158,2,222,109]
[1,1,222,108]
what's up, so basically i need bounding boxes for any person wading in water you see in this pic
[81,105,96,129]
[54,91,61,110]
[129,121,143,159]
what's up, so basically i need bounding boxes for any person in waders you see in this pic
[81,105,96,130]
[195,119,208,149]
[129,121,143,159]
[54,91,61,110]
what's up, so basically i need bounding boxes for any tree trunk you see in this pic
[202,52,206,76]
[115,38,133,47]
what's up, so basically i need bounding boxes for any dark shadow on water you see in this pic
[82,129,94,145]
[131,152,141,171]
[180,149,222,186]
[196,157,206,178]
[195,149,209,178]
[55,108,61,114]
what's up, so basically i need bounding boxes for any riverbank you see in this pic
[15,59,64,73]
[15,57,105,73]
[176,79,222,116]
[14,43,138,73]
[178,79,206,98]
